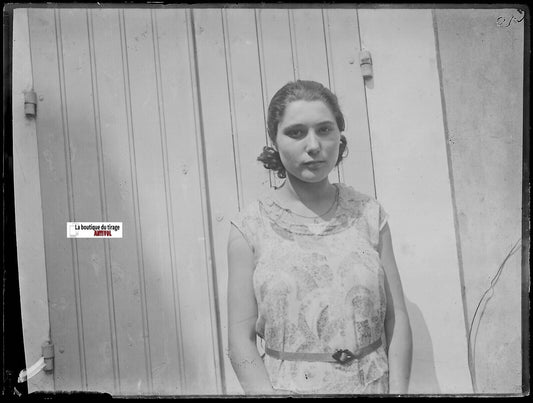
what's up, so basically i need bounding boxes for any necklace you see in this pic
[285,185,340,226]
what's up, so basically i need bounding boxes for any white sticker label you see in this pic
[67,222,123,238]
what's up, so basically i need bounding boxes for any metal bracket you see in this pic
[41,340,54,372]
[359,50,373,80]
[24,90,37,117]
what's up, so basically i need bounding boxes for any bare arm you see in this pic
[227,225,275,395]
[379,223,413,394]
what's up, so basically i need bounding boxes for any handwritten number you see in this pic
[497,11,525,27]
[515,9,525,23]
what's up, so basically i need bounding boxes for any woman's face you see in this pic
[275,100,341,183]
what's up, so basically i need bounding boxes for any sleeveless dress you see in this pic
[230,183,390,394]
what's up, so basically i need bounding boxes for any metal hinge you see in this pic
[17,340,54,384]
[359,50,373,80]
[24,89,37,117]
[42,340,54,372]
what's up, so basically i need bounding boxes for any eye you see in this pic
[317,125,334,134]
[285,127,307,138]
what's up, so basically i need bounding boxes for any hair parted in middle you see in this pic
[257,80,348,179]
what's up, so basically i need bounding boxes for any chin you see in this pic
[296,173,330,183]
[285,166,334,184]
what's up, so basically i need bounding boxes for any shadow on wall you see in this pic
[406,298,441,394]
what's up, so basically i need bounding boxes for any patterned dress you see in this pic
[230,183,389,394]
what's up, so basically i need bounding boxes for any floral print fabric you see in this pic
[231,183,389,394]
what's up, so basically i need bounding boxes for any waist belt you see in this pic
[264,338,382,365]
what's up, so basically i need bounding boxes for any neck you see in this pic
[282,173,336,204]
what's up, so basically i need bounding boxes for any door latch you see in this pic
[359,50,373,80]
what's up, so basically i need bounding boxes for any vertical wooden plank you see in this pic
[222,9,271,206]
[150,10,184,393]
[290,9,329,83]
[217,9,272,394]
[122,9,180,394]
[324,9,375,196]
[149,9,185,394]
[192,8,242,394]
[119,9,155,394]
[86,9,121,393]
[28,8,83,391]
[256,9,294,115]
[90,8,148,394]
[56,8,115,393]
[13,8,54,393]
[154,8,219,394]
[358,9,471,393]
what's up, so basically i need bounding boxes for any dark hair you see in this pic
[257,80,348,179]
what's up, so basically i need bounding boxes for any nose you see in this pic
[305,131,320,154]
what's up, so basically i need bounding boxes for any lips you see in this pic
[302,161,326,169]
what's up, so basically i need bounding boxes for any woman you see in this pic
[227,80,412,395]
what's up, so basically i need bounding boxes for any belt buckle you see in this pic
[332,349,356,365]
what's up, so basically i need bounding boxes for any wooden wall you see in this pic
[23,8,373,394]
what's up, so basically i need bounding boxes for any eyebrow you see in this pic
[283,123,306,130]
[283,121,335,130]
